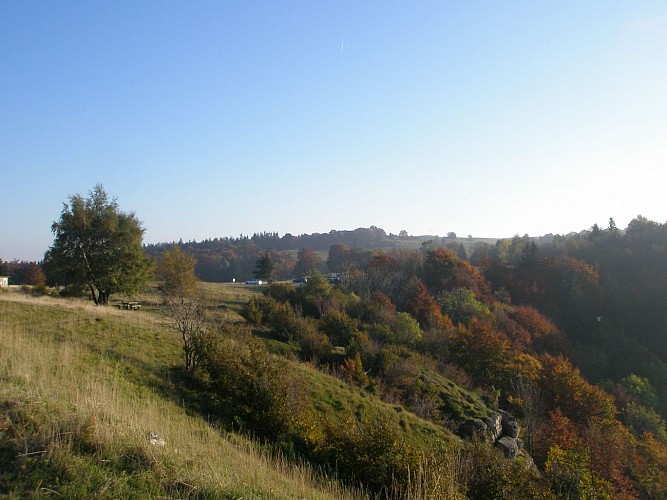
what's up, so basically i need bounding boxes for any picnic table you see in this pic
[115,301,141,310]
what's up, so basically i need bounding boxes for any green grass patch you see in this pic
[421,370,491,420]
[293,362,457,450]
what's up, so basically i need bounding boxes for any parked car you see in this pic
[244,279,262,285]
[292,276,308,283]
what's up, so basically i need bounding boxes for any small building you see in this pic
[0,276,8,288]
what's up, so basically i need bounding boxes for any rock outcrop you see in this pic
[483,412,503,441]
[460,409,532,463]
[495,435,519,459]
[459,418,488,440]
[498,409,520,438]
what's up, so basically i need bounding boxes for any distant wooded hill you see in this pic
[146,226,490,253]
[143,227,500,282]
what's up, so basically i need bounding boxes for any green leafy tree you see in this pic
[545,445,612,499]
[43,185,154,305]
[390,312,423,346]
[439,287,489,325]
[622,403,667,443]
[253,251,275,282]
[156,246,198,298]
[619,374,658,409]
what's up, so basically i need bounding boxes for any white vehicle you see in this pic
[244,279,263,285]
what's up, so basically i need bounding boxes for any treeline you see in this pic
[0,259,45,286]
[144,226,401,282]
[205,226,398,251]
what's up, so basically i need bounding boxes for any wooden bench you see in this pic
[115,301,141,310]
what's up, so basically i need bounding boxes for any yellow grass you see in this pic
[0,290,358,498]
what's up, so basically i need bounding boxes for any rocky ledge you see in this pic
[458,410,533,465]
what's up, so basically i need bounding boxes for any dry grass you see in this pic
[0,291,358,498]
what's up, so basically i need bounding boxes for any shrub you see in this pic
[338,353,370,388]
[295,318,331,362]
[270,301,300,341]
[294,272,333,317]
[264,282,296,303]
[31,284,51,296]
[241,295,278,325]
[245,296,321,343]
[316,413,422,494]
[319,310,358,347]
[59,284,86,298]
[241,297,264,324]
[458,440,555,499]
[195,329,309,440]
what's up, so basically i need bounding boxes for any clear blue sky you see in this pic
[2,2,667,261]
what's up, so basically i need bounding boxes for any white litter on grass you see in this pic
[148,432,166,447]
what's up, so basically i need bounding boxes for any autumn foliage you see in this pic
[537,354,616,427]
[230,224,667,497]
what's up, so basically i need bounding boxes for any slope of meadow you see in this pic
[0,291,358,498]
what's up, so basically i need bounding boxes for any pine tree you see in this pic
[253,251,275,282]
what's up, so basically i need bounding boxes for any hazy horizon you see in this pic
[0,217,637,263]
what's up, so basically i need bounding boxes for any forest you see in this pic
[225,216,667,498]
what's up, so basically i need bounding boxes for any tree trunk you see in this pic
[90,286,110,305]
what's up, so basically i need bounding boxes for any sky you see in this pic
[2,2,667,261]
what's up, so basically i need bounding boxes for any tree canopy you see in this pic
[253,251,275,282]
[156,245,198,298]
[292,247,321,277]
[43,184,154,305]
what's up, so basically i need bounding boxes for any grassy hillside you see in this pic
[1,286,477,497]
[294,361,455,451]
[0,291,359,498]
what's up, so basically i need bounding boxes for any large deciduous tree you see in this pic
[43,184,154,305]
